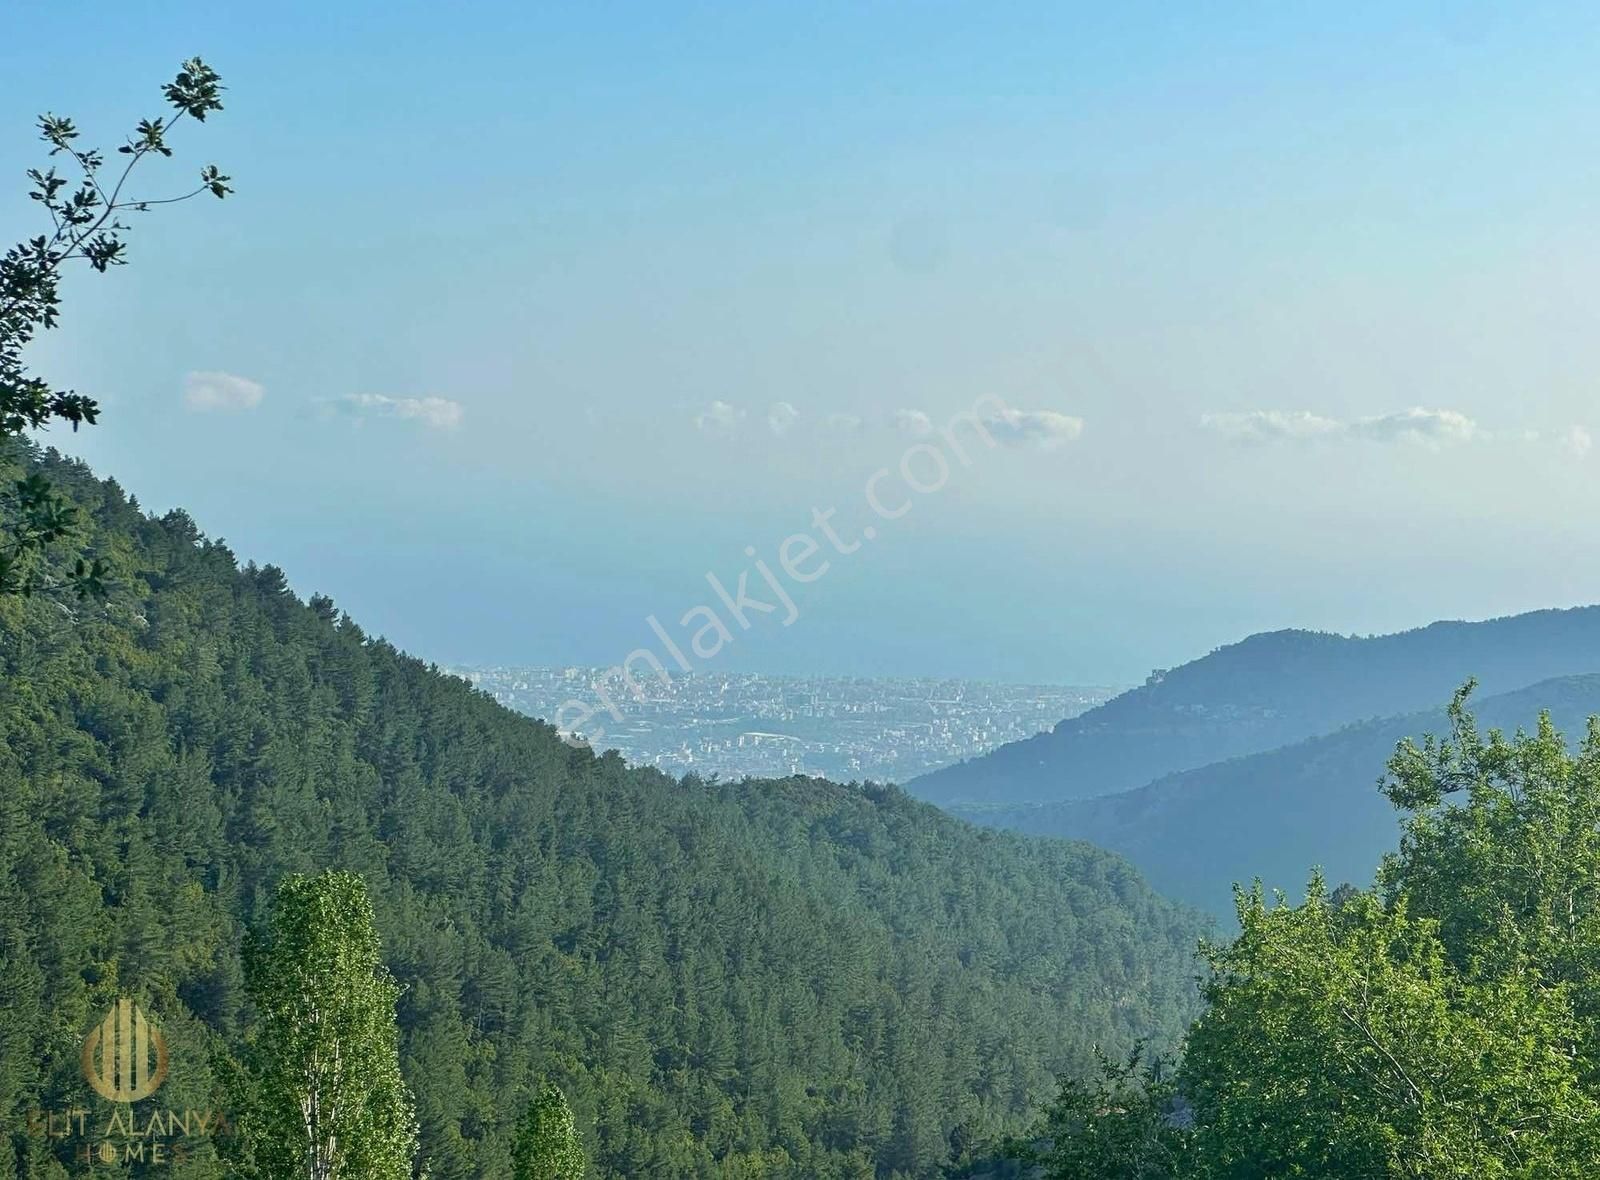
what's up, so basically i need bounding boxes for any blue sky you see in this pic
[5,1,1600,683]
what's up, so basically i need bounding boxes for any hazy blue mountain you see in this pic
[953,674,1600,920]
[912,609,1600,806]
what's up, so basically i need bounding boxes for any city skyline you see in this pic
[456,663,1118,783]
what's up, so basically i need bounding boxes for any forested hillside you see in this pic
[912,609,1600,805]
[0,444,1205,1179]
[958,675,1600,920]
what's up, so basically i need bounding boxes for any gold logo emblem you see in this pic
[81,999,168,1102]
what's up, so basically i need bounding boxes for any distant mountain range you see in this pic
[910,607,1600,921]
[912,607,1600,806]
[952,674,1600,920]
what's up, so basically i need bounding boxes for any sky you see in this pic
[4,1,1600,684]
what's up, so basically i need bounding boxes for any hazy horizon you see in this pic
[8,2,1600,684]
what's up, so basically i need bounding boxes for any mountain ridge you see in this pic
[954,673,1600,920]
[912,607,1600,806]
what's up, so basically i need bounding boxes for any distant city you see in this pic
[451,666,1120,783]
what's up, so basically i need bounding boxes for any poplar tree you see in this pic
[511,1082,587,1180]
[238,871,418,1180]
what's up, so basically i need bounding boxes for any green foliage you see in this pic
[1017,1045,1181,1180]
[0,59,229,598]
[1022,684,1600,1178]
[231,871,418,1180]
[1184,880,1600,1178]
[0,444,1205,1178]
[512,1082,587,1180]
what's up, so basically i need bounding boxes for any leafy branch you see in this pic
[0,57,230,598]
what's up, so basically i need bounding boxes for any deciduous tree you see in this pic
[1023,685,1600,1178]
[512,1081,588,1180]
[237,871,418,1180]
[1,58,229,596]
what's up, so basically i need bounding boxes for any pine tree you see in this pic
[512,1082,587,1180]
[236,871,418,1180]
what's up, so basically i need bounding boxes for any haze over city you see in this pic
[457,664,1117,781]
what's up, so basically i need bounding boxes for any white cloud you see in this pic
[894,409,934,438]
[1563,425,1593,458]
[767,401,799,437]
[694,400,743,436]
[980,406,1085,449]
[1202,406,1480,448]
[334,394,463,430]
[892,404,1082,449]
[1200,410,1343,443]
[184,370,264,413]
[1347,407,1481,446]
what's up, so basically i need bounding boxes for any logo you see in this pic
[81,999,168,1102]
[27,996,227,1166]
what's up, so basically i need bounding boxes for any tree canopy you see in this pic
[231,871,418,1180]
[513,1082,588,1180]
[1024,683,1600,1178]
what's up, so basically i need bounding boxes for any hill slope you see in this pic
[0,444,1205,1180]
[913,611,1600,806]
[954,675,1600,921]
